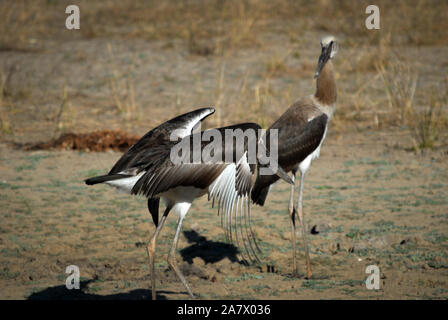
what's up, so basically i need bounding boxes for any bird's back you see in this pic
[252,96,328,205]
[109,109,215,175]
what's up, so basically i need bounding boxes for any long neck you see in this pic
[315,60,337,106]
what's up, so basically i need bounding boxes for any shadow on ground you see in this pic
[180,230,242,265]
[28,230,243,300]
[27,280,176,300]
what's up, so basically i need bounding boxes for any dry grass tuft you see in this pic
[106,44,140,121]
[0,90,12,135]
[409,82,448,151]
[377,58,418,126]
[377,56,447,150]
[265,56,288,77]
[0,0,447,140]
[54,85,72,132]
[1,0,447,51]
[0,0,52,52]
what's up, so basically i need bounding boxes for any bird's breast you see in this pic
[159,186,208,204]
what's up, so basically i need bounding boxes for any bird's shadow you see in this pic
[26,280,174,300]
[180,230,243,265]
[27,230,241,300]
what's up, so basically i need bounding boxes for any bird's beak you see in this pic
[314,43,332,78]
[275,166,294,185]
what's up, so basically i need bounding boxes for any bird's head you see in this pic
[314,35,338,78]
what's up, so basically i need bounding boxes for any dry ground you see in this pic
[0,0,447,299]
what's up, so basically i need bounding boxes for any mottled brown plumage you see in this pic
[251,36,339,278]
[315,61,337,107]
[85,107,265,299]
[131,122,260,199]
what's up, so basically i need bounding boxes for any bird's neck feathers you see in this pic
[315,60,337,108]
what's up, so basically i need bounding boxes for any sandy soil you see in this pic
[0,3,447,299]
[0,127,447,299]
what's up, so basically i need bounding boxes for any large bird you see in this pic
[85,107,290,299]
[251,36,339,278]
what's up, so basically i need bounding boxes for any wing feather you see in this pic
[208,152,260,263]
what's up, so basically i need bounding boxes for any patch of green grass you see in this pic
[350,205,371,216]
[269,209,286,215]
[346,220,423,240]
[373,220,396,231]
[87,285,104,293]
[405,251,447,265]
[0,181,21,190]
[424,231,447,244]
[340,287,357,296]
[0,247,21,257]
[225,273,263,283]
[0,267,20,280]
[81,168,107,178]
[249,284,270,291]
[14,154,52,172]
[338,279,364,287]
[427,261,448,269]
[301,279,334,291]
[314,185,334,190]
[343,158,398,167]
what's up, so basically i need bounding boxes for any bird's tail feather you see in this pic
[85,174,131,185]
[251,185,270,206]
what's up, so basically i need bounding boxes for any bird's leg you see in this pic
[288,173,297,276]
[146,206,170,300]
[296,171,312,279]
[167,214,195,299]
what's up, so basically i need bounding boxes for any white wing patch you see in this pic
[299,122,328,174]
[208,152,260,263]
[171,107,215,140]
[105,172,145,194]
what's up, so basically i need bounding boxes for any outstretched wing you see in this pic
[109,107,215,175]
[131,122,259,194]
[132,121,262,263]
[85,107,215,195]
[208,151,260,263]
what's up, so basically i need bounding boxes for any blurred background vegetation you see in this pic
[0,0,447,151]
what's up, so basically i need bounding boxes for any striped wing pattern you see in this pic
[208,152,261,263]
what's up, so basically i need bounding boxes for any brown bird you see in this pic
[251,36,339,278]
[85,107,291,299]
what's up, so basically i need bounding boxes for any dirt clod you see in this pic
[21,130,140,152]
